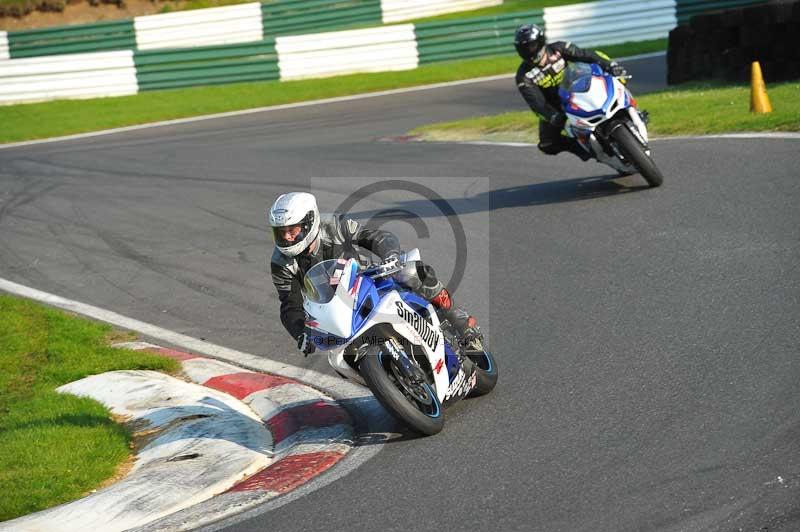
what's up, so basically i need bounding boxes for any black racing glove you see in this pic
[608,62,628,77]
[549,112,567,129]
[297,331,316,357]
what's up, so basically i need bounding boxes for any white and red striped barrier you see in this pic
[118,342,354,495]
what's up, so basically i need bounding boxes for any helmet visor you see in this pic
[272,223,306,248]
[528,42,545,62]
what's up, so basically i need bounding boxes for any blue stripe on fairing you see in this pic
[351,274,377,333]
[308,331,348,352]
[444,342,460,383]
[560,64,619,119]
[401,291,430,312]
[348,261,359,291]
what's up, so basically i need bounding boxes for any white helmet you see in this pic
[268,192,320,257]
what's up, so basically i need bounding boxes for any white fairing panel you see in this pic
[350,291,450,402]
[305,256,449,402]
[571,76,609,115]
[303,264,356,339]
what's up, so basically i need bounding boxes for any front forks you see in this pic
[383,338,427,384]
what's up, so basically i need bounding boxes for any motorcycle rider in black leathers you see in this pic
[268,192,478,356]
[514,24,628,160]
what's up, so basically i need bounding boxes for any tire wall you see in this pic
[668,0,800,84]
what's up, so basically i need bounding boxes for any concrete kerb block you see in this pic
[0,342,356,532]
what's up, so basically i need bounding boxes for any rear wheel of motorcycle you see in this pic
[467,348,498,397]
[612,125,664,187]
[360,344,444,436]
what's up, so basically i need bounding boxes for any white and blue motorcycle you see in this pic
[302,250,497,435]
[559,62,664,187]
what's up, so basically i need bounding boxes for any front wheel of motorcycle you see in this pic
[360,343,444,436]
[611,124,664,187]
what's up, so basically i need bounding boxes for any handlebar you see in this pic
[362,248,420,279]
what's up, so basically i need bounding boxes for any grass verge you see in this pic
[0,39,663,144]
[409,81,800,143]
[0,294,179,522]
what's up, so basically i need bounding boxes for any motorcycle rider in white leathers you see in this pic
[268,192,478,356]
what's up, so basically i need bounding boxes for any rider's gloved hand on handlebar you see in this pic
[297,331,316,357]
[608,62,628,77]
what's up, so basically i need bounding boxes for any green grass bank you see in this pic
[409,81,800,143]
[0,294,179,521]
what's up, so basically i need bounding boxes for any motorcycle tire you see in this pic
[467,349,498,397]
[360,343,445,436]
[611,124,664,187]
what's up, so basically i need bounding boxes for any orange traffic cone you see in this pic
[750,61,773,113]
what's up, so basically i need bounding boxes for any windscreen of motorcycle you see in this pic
[561,62,594,94]
[303,259,347,304]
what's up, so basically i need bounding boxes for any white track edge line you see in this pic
[0,52,665,151]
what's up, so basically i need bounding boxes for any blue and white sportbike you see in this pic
[302,250,497,435]
[560,62,664,187]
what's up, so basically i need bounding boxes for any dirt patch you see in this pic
[0,0,189,31]
[105,329,139,344]
[86,451,138,494]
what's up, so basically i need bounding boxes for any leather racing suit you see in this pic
[515,41,613,159]
[270,213,452,341]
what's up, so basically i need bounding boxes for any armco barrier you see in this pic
[134,3,264,50]
[134,40,279,91]
[261,0,382,37]
[415,10,543,64]
[0,50,138,104]
[381,0,501,24]
[543,0,676,47]
[276,24,418,80]
[6,20,136,59]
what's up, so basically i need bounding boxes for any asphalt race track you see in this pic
[1,55,798,532]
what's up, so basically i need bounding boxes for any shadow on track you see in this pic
[345,174,650,220]
[489,173,649,209]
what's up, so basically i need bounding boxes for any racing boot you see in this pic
[430,287,481,349]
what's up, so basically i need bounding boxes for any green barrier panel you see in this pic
[261,0,382,37]
[675,0,768,23]
[135,40,280,91]
[7,19,136,59]
[415,9,544,64]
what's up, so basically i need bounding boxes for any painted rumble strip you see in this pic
[0,370,275,532]
[119,342,354,485]
[0,340,353,532]
[0,277,392,530]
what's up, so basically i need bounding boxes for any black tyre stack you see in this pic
[668,0,800,84]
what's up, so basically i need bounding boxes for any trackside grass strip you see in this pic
[409,81,800,142]
[0,294,179,522]
[0,40,664,144]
